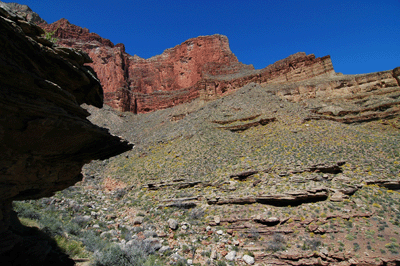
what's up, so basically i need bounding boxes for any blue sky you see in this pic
[9,0,400,74]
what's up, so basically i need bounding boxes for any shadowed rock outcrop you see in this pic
[0,6,132,264]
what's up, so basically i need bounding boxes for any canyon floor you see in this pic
[15,82,400,265]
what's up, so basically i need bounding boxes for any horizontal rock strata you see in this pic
[207,187,329,206]
[39,19,335,113]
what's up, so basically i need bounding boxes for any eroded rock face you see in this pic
[275,68,400,124]
[0,1,45,24]
[0,6,132,262]
[39,19,335,113]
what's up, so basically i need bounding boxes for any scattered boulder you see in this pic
[243,254,255,265]
[168,219,179,230]
[225,251,236,261]
[133,216,144,225]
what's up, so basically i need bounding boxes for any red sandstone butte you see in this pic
[41,19,334,113]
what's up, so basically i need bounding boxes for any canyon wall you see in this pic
[35,4,396,117]
[40,19,335,113]
[0,6,132,263]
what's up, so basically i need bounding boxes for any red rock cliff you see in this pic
[41,19,335,113]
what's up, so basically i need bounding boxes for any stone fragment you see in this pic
[143,237,162,251]
[330,192,349,202]
[133,216,144,225]
[225,251,236,261]
[159,246,171,253]
[168,219,178,230]
[243,254,255,265]
[210,249,217,260]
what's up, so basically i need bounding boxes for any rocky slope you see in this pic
[0,5,132,265]
[80,80,400,265]
[40,79,399,265]
[3,2,400,266]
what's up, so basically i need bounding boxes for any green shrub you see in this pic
[266,234,287,252]
[80,230,108,253]
[40,215,64,236]
[13,201,41,220]
[55,235,89,258]
[42,30,58,43]
[93,242,162,266]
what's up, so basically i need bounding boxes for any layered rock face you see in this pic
[32,2,397,120]
[40,19,335,113]
[0,6,132,263]
[272,67,400,124]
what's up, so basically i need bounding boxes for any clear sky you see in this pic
[8,0,400,74]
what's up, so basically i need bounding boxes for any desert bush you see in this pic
[13,201,41,220]
[93,245,136,266]
[301,237,321,251]
[189,208,204,220]
[114,188,127,200]
[55,235,89,258]
[266,233,286,252]
[72,215,90,227]
[64,221,82,236]
[93,240,161,266]
[40,215,64,236]
[249,228,260,240]
[80,230,108,252]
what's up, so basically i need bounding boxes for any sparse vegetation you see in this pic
[14,83,400,265]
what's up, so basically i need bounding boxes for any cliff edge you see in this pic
[0,6,133,264]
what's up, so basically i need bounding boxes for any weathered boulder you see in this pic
[0,5,132,264]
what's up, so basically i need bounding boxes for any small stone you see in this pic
[211,249,217,259]
[214,216,221,224]
[330,192,348,202]
[133,216,144,225]
[168,218,178,230]
[225,251,236,261]
[144,237,161,251]
[216,230,223,235]
[243,254,255,265]
[171,252,184,261]
[348,258,358,264]
[187,259,193,265]
[159,246,171,253]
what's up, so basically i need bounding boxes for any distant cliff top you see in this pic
[0,1,46,24]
